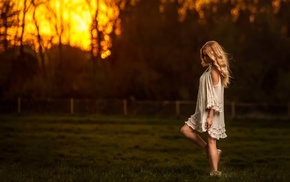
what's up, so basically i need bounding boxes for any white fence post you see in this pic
[123,99,127,115]
[70,98,74,114]
[17,97,21,113]
[175,100,180,116]
[288,103,290,117]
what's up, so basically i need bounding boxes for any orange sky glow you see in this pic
[6,0,285,59]
[10,0,121,58]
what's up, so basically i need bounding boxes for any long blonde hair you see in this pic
[200,40,231,88]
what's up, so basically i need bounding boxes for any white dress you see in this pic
[185,66,227,140]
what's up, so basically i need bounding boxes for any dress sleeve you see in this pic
[205,73,223,113]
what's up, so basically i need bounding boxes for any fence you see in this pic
[0,98,290,119]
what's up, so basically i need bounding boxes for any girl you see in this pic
[180,40,231,176]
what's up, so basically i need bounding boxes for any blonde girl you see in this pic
[180,40,231,176]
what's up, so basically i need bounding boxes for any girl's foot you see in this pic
[217,149,222,162]
[203,146,222,162]
[210,170,222,176]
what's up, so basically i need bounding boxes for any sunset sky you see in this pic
[7,0,283,58]
[9,0,120,58]
[11,0,212,54]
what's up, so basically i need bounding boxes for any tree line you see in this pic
[0,0,289,103]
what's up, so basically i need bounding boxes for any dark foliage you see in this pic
[0,0,289,102]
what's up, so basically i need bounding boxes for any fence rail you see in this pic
[1,98,290,119]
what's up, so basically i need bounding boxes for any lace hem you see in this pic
[208,127,227,140]
[185,116,227,140]
[185,118,205,133]
[185,113,206,131]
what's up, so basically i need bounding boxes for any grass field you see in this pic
[0,114,290,181]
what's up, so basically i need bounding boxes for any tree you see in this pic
[112,0,194,99]
[0,0,19,51]
[19,0,32,55]
[31,0,47,79]
[46,45,92,97]
[45,0,68,67]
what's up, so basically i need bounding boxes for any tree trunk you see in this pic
[32,3,47,79]
[19,0,28,55]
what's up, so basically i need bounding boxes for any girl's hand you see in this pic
[206,117,213,129]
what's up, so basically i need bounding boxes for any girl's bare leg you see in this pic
[180,124,207,149]
[207,133,219,172]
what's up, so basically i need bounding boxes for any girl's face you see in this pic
[202,49,212,65]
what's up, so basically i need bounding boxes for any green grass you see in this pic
[0,114,290,181]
